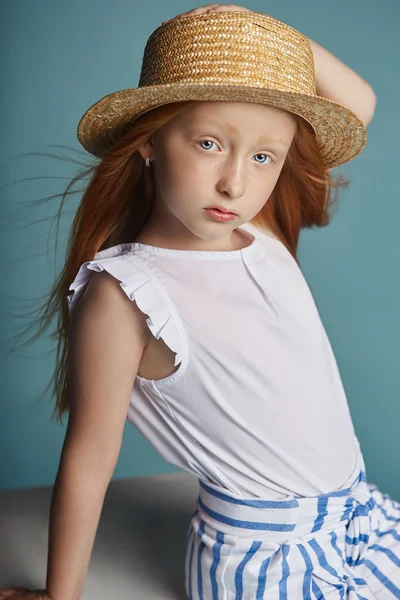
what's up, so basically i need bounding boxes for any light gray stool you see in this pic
[0,471,200,599]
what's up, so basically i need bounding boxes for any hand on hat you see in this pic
[162,4,263,26]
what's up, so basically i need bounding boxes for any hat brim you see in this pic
[77,82,367,169]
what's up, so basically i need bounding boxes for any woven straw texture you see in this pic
[77,11,367,168]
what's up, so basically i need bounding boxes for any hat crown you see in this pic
[138,11,317,96]
[77,10,367,167]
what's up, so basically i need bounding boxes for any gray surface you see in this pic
[0,471,200,599]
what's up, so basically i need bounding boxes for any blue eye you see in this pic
[199,141,272,164]
[254,153,272,164]
[199,140,217,150]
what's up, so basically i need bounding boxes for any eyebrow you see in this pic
[256,138,288,148]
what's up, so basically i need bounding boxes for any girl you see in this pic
[2,4,399,600]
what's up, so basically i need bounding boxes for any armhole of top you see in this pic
[67,253,189,388]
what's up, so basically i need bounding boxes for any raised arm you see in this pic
[306,36,377,128]
[162,5,377,128]
[45,270,148,600]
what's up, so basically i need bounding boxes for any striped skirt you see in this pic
[184,444,400,599]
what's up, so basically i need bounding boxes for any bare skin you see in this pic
[135,100,297,380]
[162,4,377,128]
[135,6,299,383]
[135,100,297,379]
[0,6,376,600]
[137,101,296,251]
[162,3,253,25]
[0,8,297,600]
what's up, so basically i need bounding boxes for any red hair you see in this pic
[9,100,349,424]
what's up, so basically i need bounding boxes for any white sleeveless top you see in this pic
[67,222,360,499]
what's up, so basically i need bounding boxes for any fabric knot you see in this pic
[344,480,376,568]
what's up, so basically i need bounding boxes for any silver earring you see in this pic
[145,157,152,167]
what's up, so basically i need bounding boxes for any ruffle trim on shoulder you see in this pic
[67,252,182,367]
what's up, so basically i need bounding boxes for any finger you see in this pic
[162,4,221,24]
[176,5,221,17]
[187,3,221,9]
[162,4,249,24]
[206,5,251,11]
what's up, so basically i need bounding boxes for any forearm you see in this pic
[307,36,376,126]
[45,444,114,600]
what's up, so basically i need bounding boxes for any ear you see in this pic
[138,139,154,161]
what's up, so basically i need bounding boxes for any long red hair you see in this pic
[9,100,349,424]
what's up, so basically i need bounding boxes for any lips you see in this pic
[206,205,238,215]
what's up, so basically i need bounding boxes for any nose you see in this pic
[215,156,246,199]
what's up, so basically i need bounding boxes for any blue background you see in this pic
[1,0,399,495]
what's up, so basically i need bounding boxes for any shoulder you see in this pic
[69,254,150,350]
[67,246,184,368]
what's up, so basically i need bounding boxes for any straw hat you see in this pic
[77,10,367,169]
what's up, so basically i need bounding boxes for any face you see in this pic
[138,101,297,250]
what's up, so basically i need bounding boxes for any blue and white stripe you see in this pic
[184,454,400,599]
